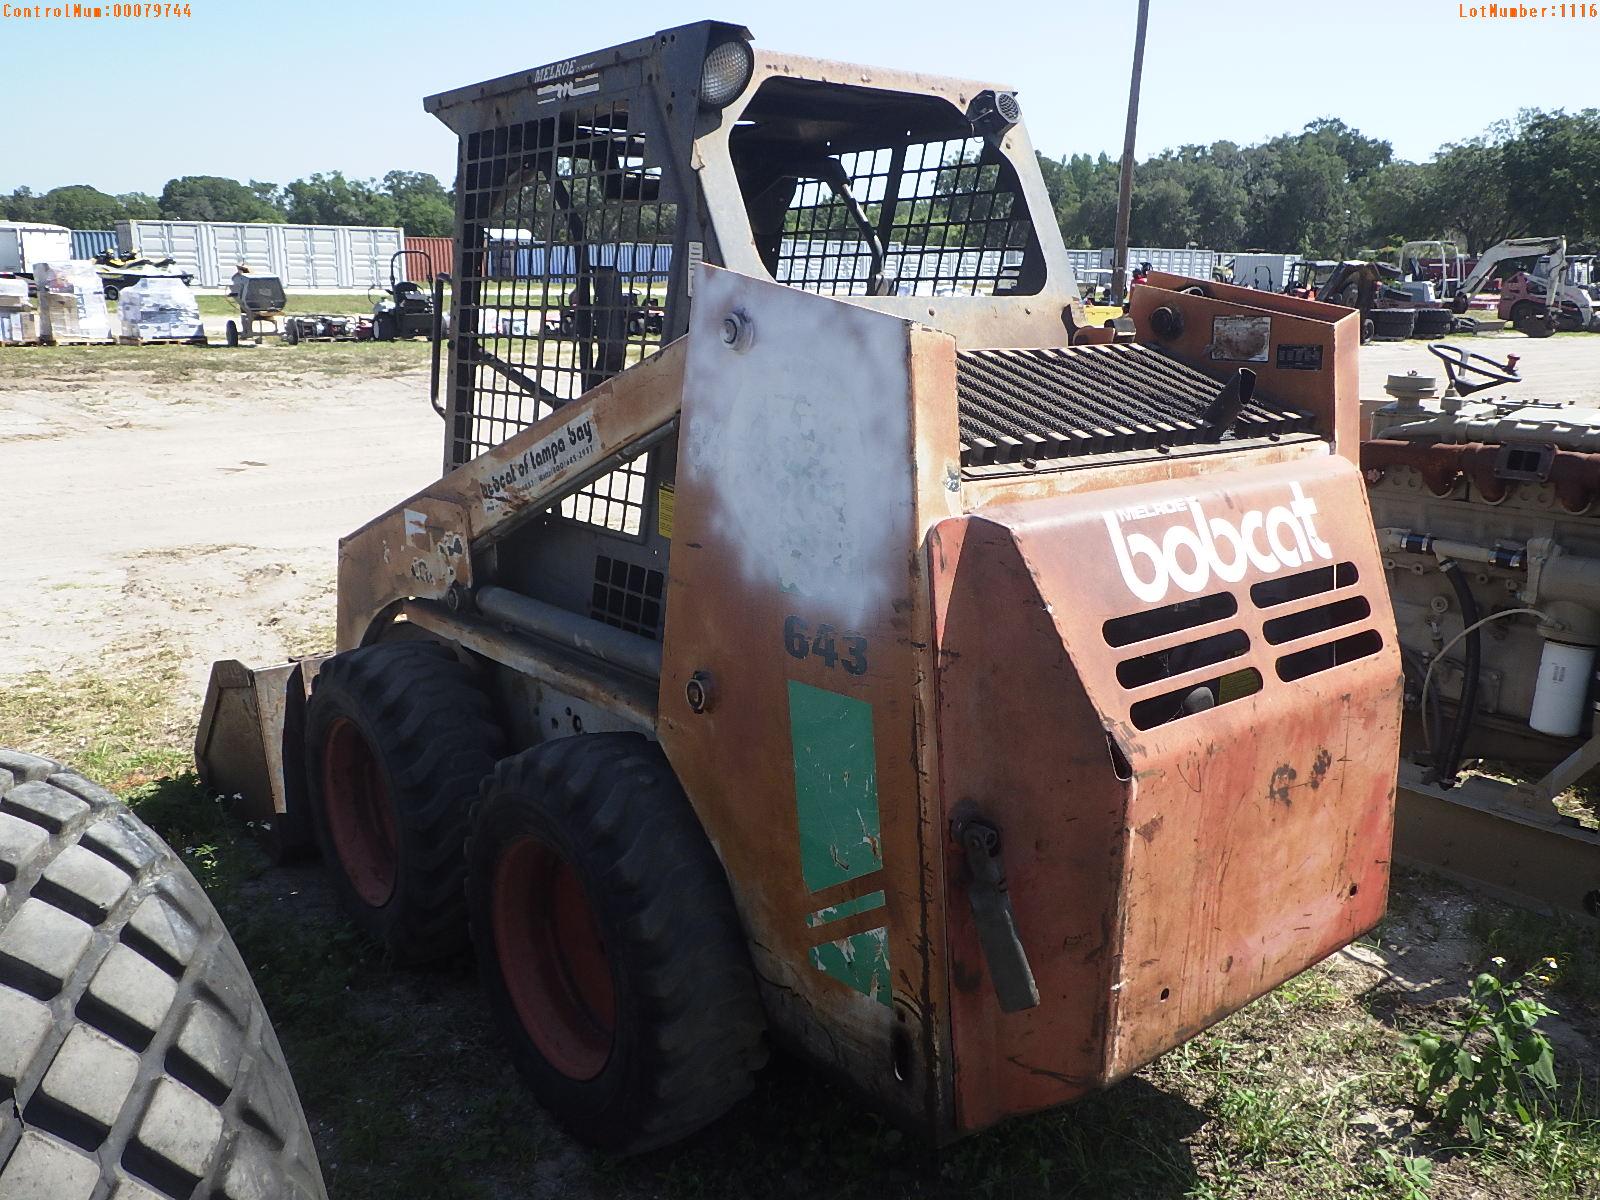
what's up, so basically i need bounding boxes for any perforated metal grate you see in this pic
[590,554,665,638]
[956,344,1314,466]
[454,102,675,529]
[758,137,1035,298]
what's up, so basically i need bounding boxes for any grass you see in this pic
[193,292,379,316]
[0,338,431,383]
[7,663,1600,1198]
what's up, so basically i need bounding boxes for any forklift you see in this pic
[196,21,1401,1153]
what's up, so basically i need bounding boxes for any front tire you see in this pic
[304,642,501,964]
[467,734,767,1154]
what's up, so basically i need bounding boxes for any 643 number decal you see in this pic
[783,616,868,676]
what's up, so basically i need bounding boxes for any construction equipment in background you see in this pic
[195,21,1401,1152]
[1364,343,1600,917]
[1284,259,1445,342]
[1396,239,1466,302]
[1447,236,1581,336]
[1496,259,1599,334]
[370,249,442,341]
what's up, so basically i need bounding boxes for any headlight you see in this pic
[700,38,754,108]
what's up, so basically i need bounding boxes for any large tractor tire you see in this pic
[304,642,501,964]
[1412,307,1454,339]
[1371,307,1417,341]
[0,750,326,1200]
[466,733,767,1154]
[1509,301,1556,338]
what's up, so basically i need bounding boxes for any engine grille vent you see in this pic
[955,344,1314,467]
[1250,561,1384,682]
[1102,591,1262,730]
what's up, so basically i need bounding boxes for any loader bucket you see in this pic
[194,656,327,859]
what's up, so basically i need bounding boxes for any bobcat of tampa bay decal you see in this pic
[1104,482,1333,603]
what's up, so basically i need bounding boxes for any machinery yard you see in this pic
[0,349,1598,1200]
[5,257,1600,1200]
[8,10,1600,1200]
[6,333,1594,701]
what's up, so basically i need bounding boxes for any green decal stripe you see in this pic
[808,925,892,1007]
[787,680,882,893]
[805,890,886,930]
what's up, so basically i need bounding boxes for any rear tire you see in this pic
[466,734,767,1154]
[1511,302,1556,338]
[0,750,326,1199]
[304,642,501,964]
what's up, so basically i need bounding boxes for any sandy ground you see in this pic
[1360,332,1598,405]
[1,350,439,693]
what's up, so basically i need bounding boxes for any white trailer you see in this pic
[115,220,405,290]
[0,222,72,275]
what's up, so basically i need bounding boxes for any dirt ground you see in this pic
[1,342,438,691]
[6,330,1600,1198]
[4,328,1592,707]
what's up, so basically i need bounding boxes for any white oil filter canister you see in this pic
[1529,640,1597,737]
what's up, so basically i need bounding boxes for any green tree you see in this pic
[1501,108,1600,243]
[159,175,283,222]
[382,170,454,235]
[1,187,42,222]
[283,171,400,227]
[1421,137,1517,254]
[36,184,126,229]
[116,192,160,220]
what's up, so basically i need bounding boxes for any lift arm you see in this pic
[334,338,686,651]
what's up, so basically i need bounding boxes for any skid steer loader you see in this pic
[195,21,1402,1151]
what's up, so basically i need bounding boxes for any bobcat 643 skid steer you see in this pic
[195,21,1402,1151]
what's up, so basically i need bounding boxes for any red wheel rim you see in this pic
[321,717,399,908]
[493,836,616,1081]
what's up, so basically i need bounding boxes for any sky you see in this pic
[3,0,1598,196]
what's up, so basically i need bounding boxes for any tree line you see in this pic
[1039,108,1600,257]
[5,106,1595,257]
[0,171,454,235]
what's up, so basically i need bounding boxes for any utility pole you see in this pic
[1111,0,1150,307]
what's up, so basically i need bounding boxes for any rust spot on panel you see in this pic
[1268,763,1298,806]
[1309,747,1333,789]
[1135,816,1164,843]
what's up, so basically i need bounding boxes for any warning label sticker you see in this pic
[478,413,600,515]
[657,482,675,539]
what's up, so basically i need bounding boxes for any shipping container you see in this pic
[70,229,118,260]
[0,222,72,274]
[114,220,405,289]
[1228,252,1302,292]
[1107,247,1219,280]
[404,235,455,281]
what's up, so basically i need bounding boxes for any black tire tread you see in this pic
[0,749,326,1200]
[305,642,502,963]
[468,733,767,1154]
